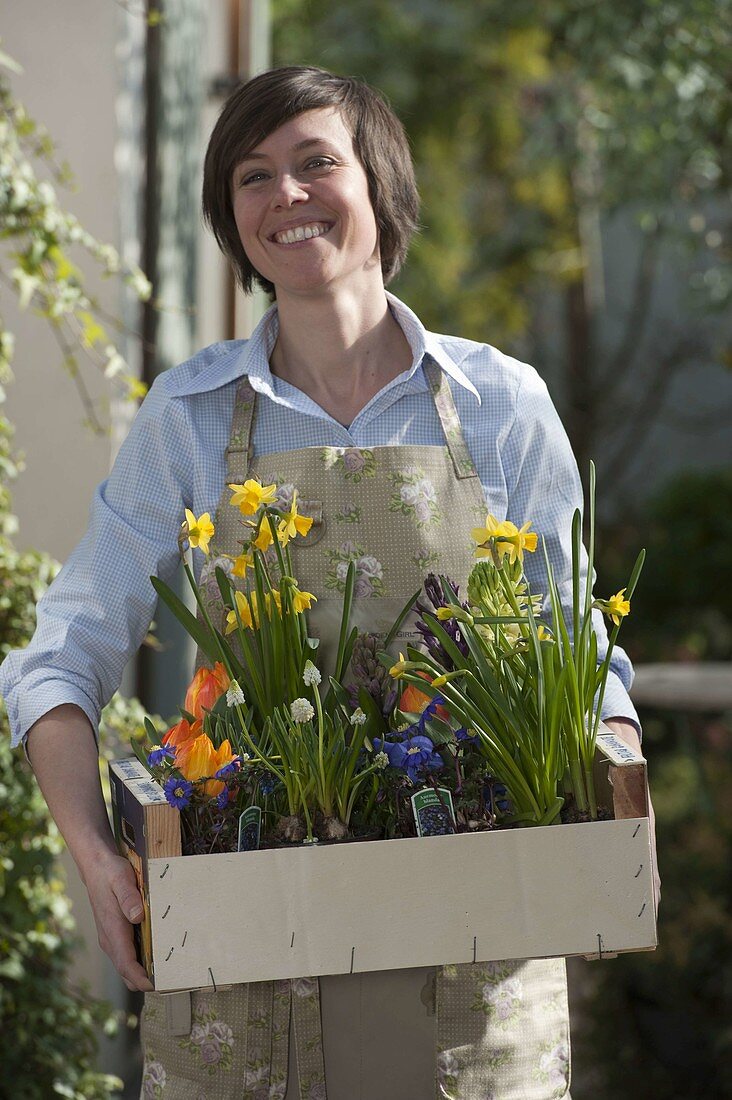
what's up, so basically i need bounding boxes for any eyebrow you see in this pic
[237,138,340,164]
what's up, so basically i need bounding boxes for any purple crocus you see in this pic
[163,775,194,809]
[147,744,175,767]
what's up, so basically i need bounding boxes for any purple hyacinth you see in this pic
[415,573,470,668]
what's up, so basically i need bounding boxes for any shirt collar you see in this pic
[168,291,481,404]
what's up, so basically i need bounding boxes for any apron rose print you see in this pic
[335,501,361,524]
[325,540,385,596]
[388,465,441,527]
[535,1041,570,1097]
[437,1049,460,1095]
[321,446,376,482]
[141,1060,166,1099]
[412,548,440,571]
[179,1001,235,1073]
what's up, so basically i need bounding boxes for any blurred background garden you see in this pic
[1,0,730,1096]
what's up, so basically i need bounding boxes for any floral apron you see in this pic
[139,359,571,1100]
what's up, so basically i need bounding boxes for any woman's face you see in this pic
[230,107,381,299]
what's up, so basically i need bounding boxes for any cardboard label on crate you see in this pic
[596,733,645,767]
[129,778,168,805]
[411,787,456,837]
[111,758,151,781]
[238,806,262,852]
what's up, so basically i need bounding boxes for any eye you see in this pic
[239,170,268,187]
[305,157,335,170]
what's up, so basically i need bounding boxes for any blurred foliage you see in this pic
[0,45,157,1092]
[598,468,732,662]
[272,0,732,493]
[0,43,151,435]
[568,466,732,1097]
[0,488,125,1097]
[570,706,732,1098]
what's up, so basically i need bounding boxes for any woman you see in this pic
[0,67,651,1099]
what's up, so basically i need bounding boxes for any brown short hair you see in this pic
[201,66,420,295]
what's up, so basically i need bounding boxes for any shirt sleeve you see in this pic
[501,366,641,734]
[0,375,192,749]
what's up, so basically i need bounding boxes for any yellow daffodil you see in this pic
[252,520,275,553]
[389,652,408,679]
[291,587,317,613]
[499,521,538,564]
[430,671,463,688]
[472,513,538,564]
[228,479,278,516]
[183,509,214,555]
[231,551,254,577]
[435,607,455,621]
[277,489,314,545]
[472,513,514,554]
[225,590,254,633]
[597,589,631,627]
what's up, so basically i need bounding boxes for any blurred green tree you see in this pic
[273,0,731,500]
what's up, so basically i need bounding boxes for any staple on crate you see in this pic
[181,931,187,948]
[165,947,174,961]
[637,902,646,919]
[597,933,604,959]
[634,864,643,878]
[162,904,171,919]
[208,967,217,992]
[349,947,355,974]
[472,936,477,963]
[159,863,170,878]
[632,824,641,838]
[290,932,295,948]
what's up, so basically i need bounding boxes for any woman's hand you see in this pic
[78,846,154,992]
[26,704,154,992]
[603,718,661,916]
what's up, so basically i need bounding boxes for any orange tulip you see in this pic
[176,734,237,797]
[399,673,449,723]
[184,661,230,721]
[162,716,202,751]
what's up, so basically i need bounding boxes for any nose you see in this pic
[271,171,309,209]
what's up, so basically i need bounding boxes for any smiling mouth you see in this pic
[270,222,333,245]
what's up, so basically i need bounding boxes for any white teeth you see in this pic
[274,222,329,244]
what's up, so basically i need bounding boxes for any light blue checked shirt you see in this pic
[0,292,639,749]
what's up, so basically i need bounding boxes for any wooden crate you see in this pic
[109,727,657,993]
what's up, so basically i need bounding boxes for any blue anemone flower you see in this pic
[373,734,443,783]
[215,756,242,780]
[455,727,479,745]
[163,775,193,809]
[147,744,175,767]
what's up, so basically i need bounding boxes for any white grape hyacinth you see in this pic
[226,680,246,707]
[290,698,315,724]
[302,660,321,687]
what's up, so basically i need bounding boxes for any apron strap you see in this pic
[423,358,479,481]
[224,376,258,484]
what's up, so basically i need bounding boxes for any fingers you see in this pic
[87,855,154,992]
[110,859,145,923]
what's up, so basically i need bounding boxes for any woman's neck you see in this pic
[269,287,413,425]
